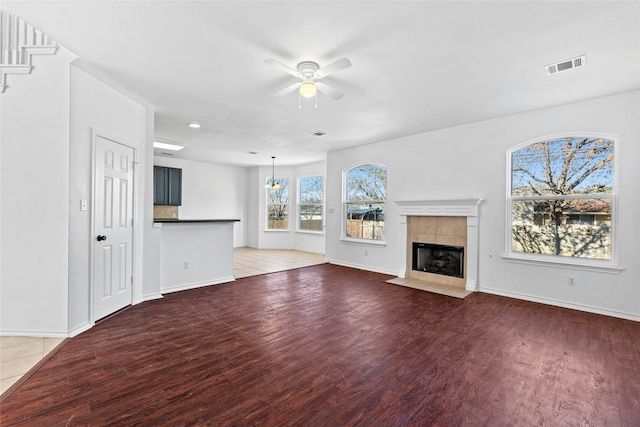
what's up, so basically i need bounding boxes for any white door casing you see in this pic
[93,135,134,321]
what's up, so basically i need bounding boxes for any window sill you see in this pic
[265,229,290,233]
[502,254,623,274]
[340,237,387,247]
[295,230,324,235]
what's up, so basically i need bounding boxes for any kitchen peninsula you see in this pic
[154,219,240,293]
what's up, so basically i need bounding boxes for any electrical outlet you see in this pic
[568,277,576,286]
[184,261,190,269]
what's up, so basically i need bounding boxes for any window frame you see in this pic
[341,163,387,245]
[504,132,622,273]
[297,175,325,234]
[265,176,290,232]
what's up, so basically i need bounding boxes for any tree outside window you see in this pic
[298,176,323,232]
[345,164,387,241]
[267,178,289,230]
[509,136,614,260]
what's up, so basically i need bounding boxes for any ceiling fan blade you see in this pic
[273,82,302,97]
[315,57,352,79]
[264,58,301,77]
[315,81,344,100]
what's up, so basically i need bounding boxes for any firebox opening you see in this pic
[412,242,464,278]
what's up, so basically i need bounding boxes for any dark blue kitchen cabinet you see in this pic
[154,166,182,206]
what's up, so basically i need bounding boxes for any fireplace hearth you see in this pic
[412,242,464,278]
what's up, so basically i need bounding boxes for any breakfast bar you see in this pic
[154,219,240,293]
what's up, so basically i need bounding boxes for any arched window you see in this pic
[344,164,387,241]
[507,135,616,264]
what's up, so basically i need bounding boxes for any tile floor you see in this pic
[385,277,473,299]
[0,336,65,395]
[233,247,326,278]
[0,248,326,396]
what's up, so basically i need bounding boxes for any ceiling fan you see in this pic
[264,57,352,100]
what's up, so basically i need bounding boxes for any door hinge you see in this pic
[131,276,134,285]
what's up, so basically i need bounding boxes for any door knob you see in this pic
[97,235,107,241]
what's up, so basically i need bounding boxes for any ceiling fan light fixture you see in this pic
[299,82,317,98]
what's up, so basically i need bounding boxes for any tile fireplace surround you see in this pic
[395,199,482,292]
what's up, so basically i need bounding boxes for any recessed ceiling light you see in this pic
[188,123,201,129]
[154,141,184,151]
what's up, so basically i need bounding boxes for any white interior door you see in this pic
[93,135,134,321]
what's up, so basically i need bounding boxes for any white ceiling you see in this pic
[3,1,639,167]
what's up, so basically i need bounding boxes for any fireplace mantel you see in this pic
[395,199,482,217]
[395,199,482,292]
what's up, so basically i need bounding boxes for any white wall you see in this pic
[0,48,76,335]
[326,91,640,321]
[67,62,152,334]
[246,167,259,248]
[153,157,248,247]
[0,52,153,337]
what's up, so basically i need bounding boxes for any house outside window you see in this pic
[298,176,324,233]
[508,135,615,262]
[344,164,387,241]
[266,178,289,230]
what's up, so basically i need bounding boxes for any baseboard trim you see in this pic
[160,277,236,294]
[68,323,92,338]
[0,331,68,338]
[480,285,640,322]
[326,259,399,277]
[138,293,163,304]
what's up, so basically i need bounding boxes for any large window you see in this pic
[266,178,289,230]
[508,136,615,261]
[298,176,324,232]
[344,164,387,241]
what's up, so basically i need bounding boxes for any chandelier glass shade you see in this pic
[299,82,317,98]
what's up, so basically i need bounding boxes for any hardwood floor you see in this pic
[1,264,639,426]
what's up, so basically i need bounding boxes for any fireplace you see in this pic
[396,199,482,292]
[412,242,464,278]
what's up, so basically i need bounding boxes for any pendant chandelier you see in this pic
[267,156,281,189]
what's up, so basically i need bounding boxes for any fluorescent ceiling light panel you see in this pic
[153,141,184,151]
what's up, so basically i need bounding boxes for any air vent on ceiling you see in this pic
[160,152,175,156]
[545,55,586,76]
